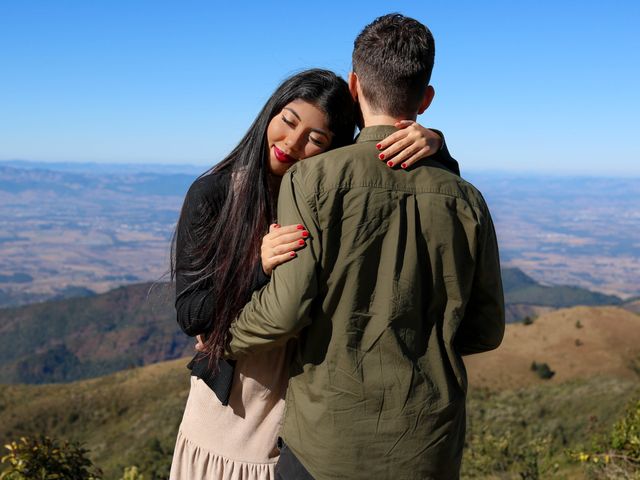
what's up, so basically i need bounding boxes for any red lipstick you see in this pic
[273,146,296,164]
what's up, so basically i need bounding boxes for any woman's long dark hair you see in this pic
[171,69,356,366]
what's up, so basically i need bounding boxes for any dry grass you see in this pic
[465,306,640,390]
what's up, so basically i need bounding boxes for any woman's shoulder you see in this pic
[186,167,232,208]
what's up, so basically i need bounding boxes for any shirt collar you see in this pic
[354,125,461,176]
[354,125,399,144]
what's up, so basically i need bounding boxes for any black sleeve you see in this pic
[430,129,461,176]
[175,175,225,337]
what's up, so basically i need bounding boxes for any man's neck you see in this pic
[359,106,416,128]
[361,113,402,128]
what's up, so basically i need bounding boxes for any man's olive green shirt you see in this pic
[228,126,505,480]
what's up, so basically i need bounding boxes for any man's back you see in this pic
[230,125,504,479]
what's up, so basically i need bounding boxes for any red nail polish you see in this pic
[275,224,281,228]
[302,231,309,238]
[379,153,385,160]
[401,163,407,169]
[298,239,305,245]
[387,161,394,167]
[376,143,382,150]
[296,225,304,230]
[290,251,296,257]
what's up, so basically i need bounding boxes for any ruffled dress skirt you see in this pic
[170,347,289,480]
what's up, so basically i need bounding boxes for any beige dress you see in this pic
[170,347,290,480]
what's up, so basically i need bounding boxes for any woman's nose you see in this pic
[285,131,305,153]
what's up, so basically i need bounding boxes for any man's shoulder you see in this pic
[295,143,365,170]
[288,143,365,184]
[431,171,489,210]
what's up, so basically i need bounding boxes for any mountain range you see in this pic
[0,267,633,386]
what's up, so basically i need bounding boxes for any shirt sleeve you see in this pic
[454,205,505,355]
[174,179,219,337]
[429,128,461,176]
[226,169,320,358]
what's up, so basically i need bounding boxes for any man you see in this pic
[227,13,505,480]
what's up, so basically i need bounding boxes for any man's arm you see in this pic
[455,206,505,355]
[226,168,320,358]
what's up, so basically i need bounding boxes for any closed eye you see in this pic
[309,136,325,147]
[282,115,295,127]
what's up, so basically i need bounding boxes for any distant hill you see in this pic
[0,282,193,384]
[502,267,622,307]
[0,358,189,479]
[0,268,628,385]
[501,267,622,322]
[622,297,640,314]
[465,306,640,390]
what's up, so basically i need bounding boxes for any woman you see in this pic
[169,69,451,479]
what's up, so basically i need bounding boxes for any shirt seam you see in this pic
[302,183,485,210]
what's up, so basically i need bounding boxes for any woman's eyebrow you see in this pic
[284,107,331,138]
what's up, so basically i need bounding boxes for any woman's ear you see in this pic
[348,72,359,102]
[418,85,435,114]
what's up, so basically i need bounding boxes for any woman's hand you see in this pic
[376,120,443,169]
[195,335,205,352]
[261,223,309,276]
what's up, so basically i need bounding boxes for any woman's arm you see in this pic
[174,177,222,337]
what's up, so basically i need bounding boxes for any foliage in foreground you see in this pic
[463,431,559,479]
[571,398,640,479]
[0,436,102,480]
[0,436,151,480]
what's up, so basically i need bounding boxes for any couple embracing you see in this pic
[170,13,504,480]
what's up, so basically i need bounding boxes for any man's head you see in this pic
[351,13,435,120]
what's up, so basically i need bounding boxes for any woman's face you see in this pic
[266,99,333,177]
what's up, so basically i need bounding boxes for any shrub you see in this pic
[531,362,555,380]
[120,466,145,480]
[523,316,535,325]
[570,398,640,478]
[463,430,559,479]
[0,436,102,480]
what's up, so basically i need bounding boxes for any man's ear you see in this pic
[418,85,435,115]
[348,72,359,102]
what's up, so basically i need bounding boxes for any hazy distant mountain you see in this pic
[0,159,206,175]
[1,161,638,309]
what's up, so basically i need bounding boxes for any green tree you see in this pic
[0,436,102,480]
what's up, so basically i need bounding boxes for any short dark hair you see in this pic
[352,13,435,118]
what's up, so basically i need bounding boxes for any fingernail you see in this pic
[296,225,304,230]
[379,153,385,160]
[298,239,305,246]
[387,161,394,167]
[290,251,296,257]
[275,224,281,228]
[376,143,382,150]
[401,163,407,169]
[302,231,309,238]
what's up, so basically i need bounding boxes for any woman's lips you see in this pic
[273,146,296,164]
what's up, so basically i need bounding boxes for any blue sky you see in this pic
[1,1,638,175]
